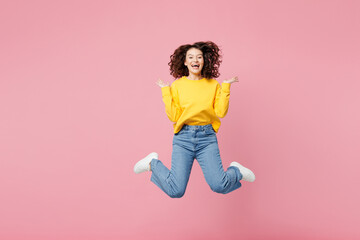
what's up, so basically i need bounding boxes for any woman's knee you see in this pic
[168,188,186,198]
[208,180,228,194]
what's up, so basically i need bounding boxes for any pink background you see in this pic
[1,0,359,239]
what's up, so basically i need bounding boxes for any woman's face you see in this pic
[184,48,204,76]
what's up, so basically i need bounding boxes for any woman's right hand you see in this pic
[156,78,170,88]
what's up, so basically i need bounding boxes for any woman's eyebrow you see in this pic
[187,54,203,56]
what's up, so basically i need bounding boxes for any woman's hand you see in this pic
[156,78,170,88]
[222,76,239,84]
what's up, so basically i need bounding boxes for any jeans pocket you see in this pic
[175,129,184,135]
[204,128,215,135]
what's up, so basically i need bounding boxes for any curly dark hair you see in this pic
[168,41,222,79]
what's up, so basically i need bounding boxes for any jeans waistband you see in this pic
[181,124,213,131]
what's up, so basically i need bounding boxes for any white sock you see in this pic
[230,162,256,182]
[134,152,158,174]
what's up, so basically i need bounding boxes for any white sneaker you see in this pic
[134,152,158,174]
[230,162,256,182]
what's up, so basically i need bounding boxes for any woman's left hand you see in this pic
[222,76,239,84]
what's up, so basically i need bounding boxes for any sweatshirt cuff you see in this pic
[161,86,171,96]
[221,82,231,92]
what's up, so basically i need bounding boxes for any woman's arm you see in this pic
[156,79,182,122]
[214,76,239,118]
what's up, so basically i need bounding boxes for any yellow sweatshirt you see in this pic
[161,76,231,133]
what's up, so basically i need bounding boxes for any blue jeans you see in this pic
[150,124,242,198]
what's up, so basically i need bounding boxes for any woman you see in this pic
[134,41,255,198]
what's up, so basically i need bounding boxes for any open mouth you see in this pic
[191,64,200,69]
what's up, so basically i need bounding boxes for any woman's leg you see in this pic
[150,134,195,198]
[196,131,242,194]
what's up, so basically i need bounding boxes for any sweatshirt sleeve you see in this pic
[161,83,182,122]
[214,82,231,118]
